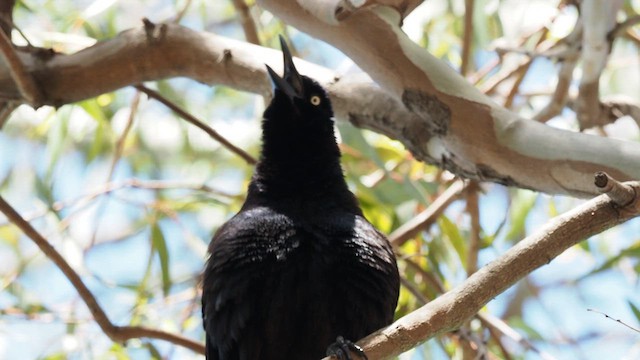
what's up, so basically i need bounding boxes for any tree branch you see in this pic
[231,0,261,45]
[296,0,423,24]
[135,84,257,165]
[1,19,639,197]
[460,0,474,76]
[575,0,622,130]
[0,0,15,36]
[0,195,206,355]
[389,180,465,247]
[324,177,640,359]
[259,0,640,198]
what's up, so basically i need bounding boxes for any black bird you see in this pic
[202,36,400,360]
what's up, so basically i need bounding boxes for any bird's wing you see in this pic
[201,207,297,360]
[328,215,400,328]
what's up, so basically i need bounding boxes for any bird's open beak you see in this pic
[266,36,304,101]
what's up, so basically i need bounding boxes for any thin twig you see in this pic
[608,15,640,40]
[0,26,42,106]
[480,23,555,95]
[135,84,257,165]
[89,91,142,247]
[0,195,205,354]
[172,0,193,23]
[460,0,474,76]
[483,321,515,360]
[598,95,640,128]
[389,180,466,247]
[594,171,636,206]
[402,257,445,294]
[532,54,578,122]
[232,0,261,45]
[533,19,582,122]
[465,181,481,275]
[0,101,18,129]
[477,313,557,360]
[504,27,550,109]
[0,178,239,228]
[108,90,140,180]
[399,277,429,305]
[587,308,640,333]
[469,56,499,84]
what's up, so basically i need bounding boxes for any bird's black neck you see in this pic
[245,130,360,214]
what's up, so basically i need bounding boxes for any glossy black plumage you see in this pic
[201,37,400,360]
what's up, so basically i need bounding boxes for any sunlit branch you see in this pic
[324,176,640,359]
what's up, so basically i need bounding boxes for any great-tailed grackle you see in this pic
[202,36,400,360]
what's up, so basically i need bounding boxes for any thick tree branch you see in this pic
[325,178,640,359]
[259,0,640,198]
[1,20,639,197]
[0,195,206,355]
[296,0,423,23]
[575,0,622,130]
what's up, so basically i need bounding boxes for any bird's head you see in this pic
[264,36,334,130]
[253,36,350,197]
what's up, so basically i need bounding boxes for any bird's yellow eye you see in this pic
[310,95,321,106]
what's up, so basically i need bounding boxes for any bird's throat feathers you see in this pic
[249,92,352,200]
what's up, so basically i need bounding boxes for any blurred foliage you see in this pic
[0,0,639,359]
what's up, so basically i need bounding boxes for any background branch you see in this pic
[389,180,465,247]
[135,84,257,165]
[0,195,206,355]
[334,179,640,359]
[0,23,42,106]
[232,0,261,45]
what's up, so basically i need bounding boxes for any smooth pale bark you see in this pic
[0,13,637,198]
[259,0,640,197]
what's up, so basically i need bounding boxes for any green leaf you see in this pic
[34,174,54,206]
[579,241,640,279]
[151,221,171,297]
[336,124,384,167]
[144,341,163,360]
[505,190,538,242]
[628,300,640,324]
[41,353,67,360]
[438,215,466,264]
[108,343,130,360]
